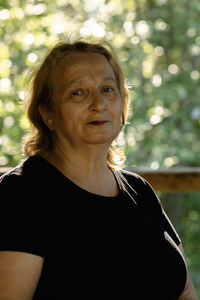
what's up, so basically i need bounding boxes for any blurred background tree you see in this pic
[0,0,199,295]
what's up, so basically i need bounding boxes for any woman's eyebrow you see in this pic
[102,76,117,83]
[62,77,83,92]
[62,76,117,93]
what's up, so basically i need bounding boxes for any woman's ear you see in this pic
[39,106,54,131]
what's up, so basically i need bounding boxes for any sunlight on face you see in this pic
[50,53,123,149]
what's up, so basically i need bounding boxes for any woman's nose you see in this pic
[89,89,107,112]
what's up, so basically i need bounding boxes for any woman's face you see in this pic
[48,52,123,149]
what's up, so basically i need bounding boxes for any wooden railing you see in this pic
[131,167,200,192]
[1,167,200,192]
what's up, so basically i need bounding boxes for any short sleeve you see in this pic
[138,176,181,246]
[0,173,45,257]
[120,170,181,246]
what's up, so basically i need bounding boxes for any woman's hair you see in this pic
[23,38,130,169]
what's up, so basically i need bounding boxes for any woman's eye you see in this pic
[67,89,87,102]
[72,89,83,96]
[103,87,114,93]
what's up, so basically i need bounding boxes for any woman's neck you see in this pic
[42,145,119,197]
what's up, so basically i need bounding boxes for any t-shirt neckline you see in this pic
[33,155,124,200]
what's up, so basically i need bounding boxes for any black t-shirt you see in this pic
[0,156,187,299]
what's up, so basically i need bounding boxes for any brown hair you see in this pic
[23,39,130,169]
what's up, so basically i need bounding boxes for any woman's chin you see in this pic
[85,135,115,145]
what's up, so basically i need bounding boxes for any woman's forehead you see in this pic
[55,52,115,80]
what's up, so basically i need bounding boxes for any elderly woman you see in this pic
[0,40,198,299]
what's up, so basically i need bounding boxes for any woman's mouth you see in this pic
[87,120,109,126]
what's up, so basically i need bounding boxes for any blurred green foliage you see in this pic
[0,0,199,295]
[161,192,200,296]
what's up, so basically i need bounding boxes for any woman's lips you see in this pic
[87,120,109,126]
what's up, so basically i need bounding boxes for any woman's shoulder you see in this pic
[0,156,46,186]
[116,168,162,212]
[0,156,49,209]
[117,168,150,189]
[0,162,24,187]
